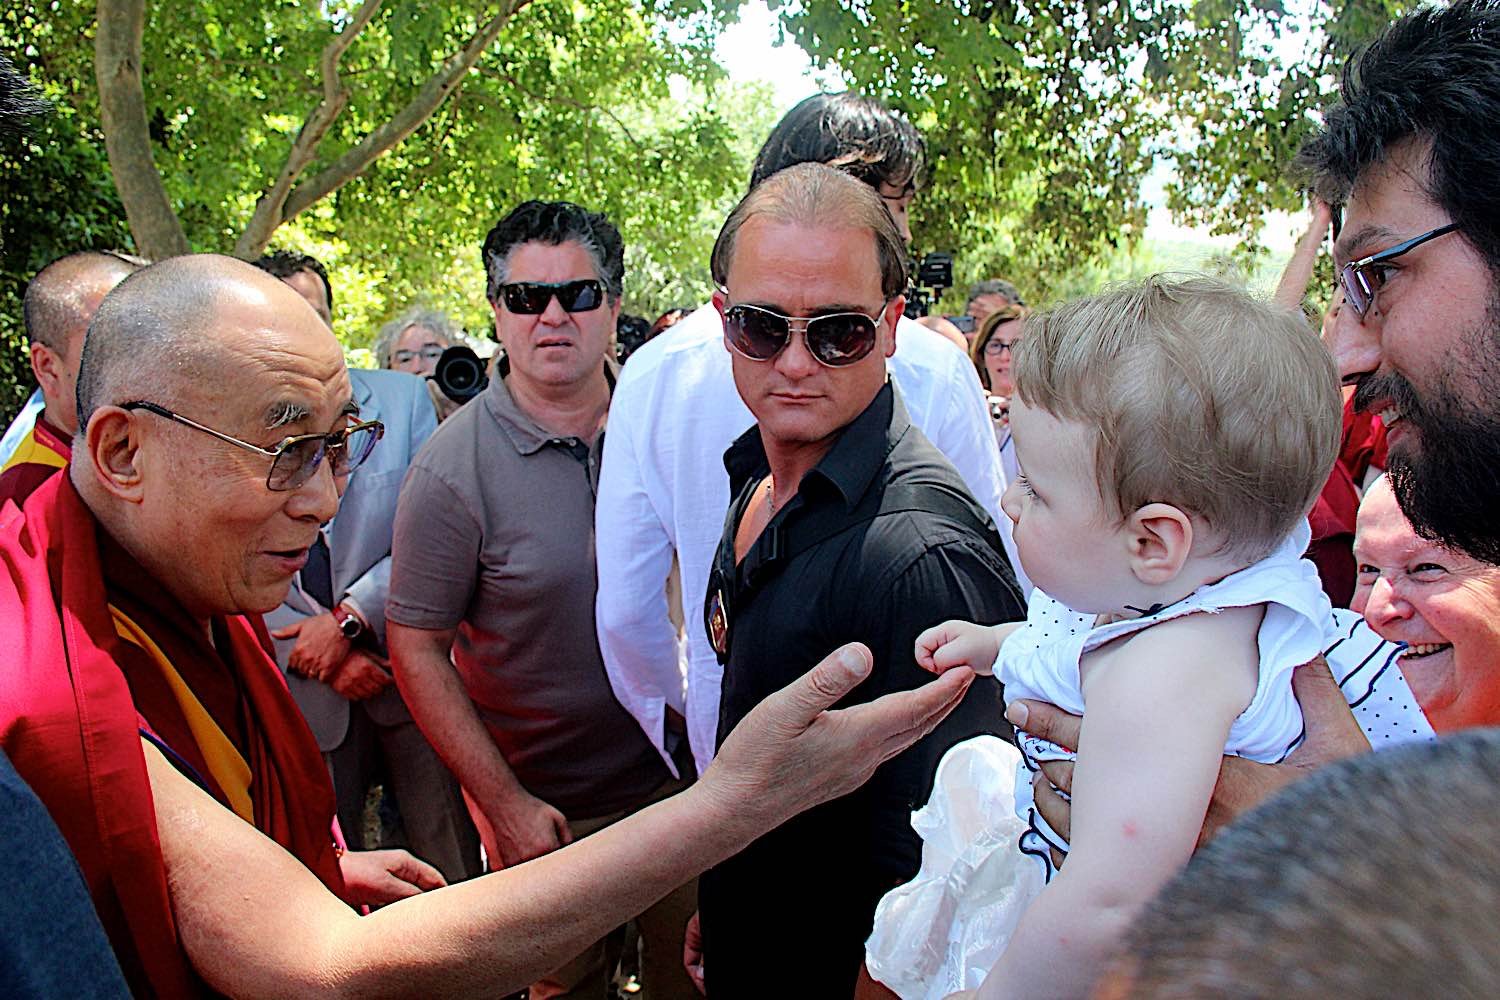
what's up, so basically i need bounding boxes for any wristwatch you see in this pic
[333,603,365,641]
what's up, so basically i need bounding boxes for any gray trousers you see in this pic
[327,708,482,884]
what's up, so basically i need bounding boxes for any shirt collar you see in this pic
[723,380,908,512]
[481,366,613,457]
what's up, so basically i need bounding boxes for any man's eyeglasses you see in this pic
[499,280,604,315]
[721,302,887,368]
[393,345,446,365]
[1340,223,1457,319]
[121,401,384,492]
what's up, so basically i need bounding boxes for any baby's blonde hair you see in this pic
[1012,274,1341,561]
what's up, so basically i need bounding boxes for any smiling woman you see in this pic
[1352,476,1500,731]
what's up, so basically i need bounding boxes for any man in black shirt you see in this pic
[695,162,1028,996]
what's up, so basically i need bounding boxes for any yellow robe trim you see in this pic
[1,427,68,473]
[110,606,255,823]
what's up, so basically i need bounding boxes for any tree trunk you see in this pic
[95,0,190,260]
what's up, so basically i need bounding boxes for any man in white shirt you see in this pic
[596,92,1015,777]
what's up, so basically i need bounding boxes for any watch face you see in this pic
[339,615,362,639]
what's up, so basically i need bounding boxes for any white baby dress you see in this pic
[864,525,1333,1000]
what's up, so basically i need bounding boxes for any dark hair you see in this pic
[481,200,625,305]
[1110,729,1500,998]
[749,92,925,195]
[0,53,50,139]
[252,250,334,312]
[1296,0,1500,274]
[712,163,910,303]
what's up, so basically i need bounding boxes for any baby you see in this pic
[864,275,1342,1000]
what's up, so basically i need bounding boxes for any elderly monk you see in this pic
[0,254,974,999]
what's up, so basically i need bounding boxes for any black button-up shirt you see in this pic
[699,382,1026,997]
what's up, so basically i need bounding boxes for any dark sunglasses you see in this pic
[1339,223,1457,320]
[500,280,604,315]
[721,302,887,368]
[121,401,384,492]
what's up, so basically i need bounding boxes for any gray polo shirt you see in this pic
[388,374,667,820]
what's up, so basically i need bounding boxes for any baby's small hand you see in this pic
[915,620,999,676]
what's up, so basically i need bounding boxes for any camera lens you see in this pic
[433,346,489,403]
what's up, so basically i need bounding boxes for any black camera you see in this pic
[432,345,489,404]
[907,251,955,318]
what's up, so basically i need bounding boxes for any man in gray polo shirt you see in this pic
[388,201,693,999]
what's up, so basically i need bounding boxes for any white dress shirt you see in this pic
[595,304,1012,776]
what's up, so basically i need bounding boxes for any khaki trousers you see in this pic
[529,778,700,1000]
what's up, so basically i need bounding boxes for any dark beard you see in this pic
[1355,301,1500,564]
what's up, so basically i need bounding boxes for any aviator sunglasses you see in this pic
[499,279,605,315]
[721,302,887,368]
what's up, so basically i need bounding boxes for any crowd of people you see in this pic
[2,1,1500,997]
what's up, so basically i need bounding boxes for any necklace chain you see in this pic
[764,476,776,517]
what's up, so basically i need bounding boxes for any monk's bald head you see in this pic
[24,251,140,351]
[70,254,352,621]
[75,254,336,433]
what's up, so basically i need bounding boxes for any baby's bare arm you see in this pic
[915,620,1023,676]
[979,609,1261,999]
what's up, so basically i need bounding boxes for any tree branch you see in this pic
[489,67,645,152]
[95,0,190,259]
[233,0,384,259]
[268,0,533,236]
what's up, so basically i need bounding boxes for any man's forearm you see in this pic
[148,740,753,1000]
[388,627,525,814]
[341,782,750,994]
[156,642,974,999]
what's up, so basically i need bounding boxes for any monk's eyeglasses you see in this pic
[120,401,384,492]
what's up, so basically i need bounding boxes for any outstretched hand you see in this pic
[703,643,975,829]
[915,619,999,676]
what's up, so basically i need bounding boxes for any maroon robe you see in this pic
[0,473,345,997]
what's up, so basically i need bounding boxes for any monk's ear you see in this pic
[30,342,63,398]
[1125,502,1193,585]
[83,406,147,503]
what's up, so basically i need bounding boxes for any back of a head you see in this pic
[710,162,909,301]
[24,251,143,350]
[749,91,925,194]
[1108,729,1500,999]
[1012,275,1341,561]
[75,255,276,433]
[252,249,333,311]
[480,200,625,305]
[1296,0,1500,273]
